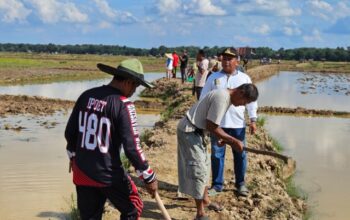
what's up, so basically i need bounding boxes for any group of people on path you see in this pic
[165,50,189,83]
[65,47,259,220]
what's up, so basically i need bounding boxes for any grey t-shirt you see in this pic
[178,89,231,132]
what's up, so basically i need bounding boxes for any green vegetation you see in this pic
[66,194,80,220]
[256,116,266,127]
[285,176,308,200]
[121,153,131,170]
[140,129,152,143]
[2,43,350,61]
[271,136,284,152]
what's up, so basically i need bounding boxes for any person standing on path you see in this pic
[177,83,259,219]
[172,51,179,78]
[200,47,258,197]
[179,50,189,83]
[165,53,173,80]
[65,59,158,220]
[194,49,209,100]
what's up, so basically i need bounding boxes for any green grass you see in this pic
[65,194,80,220]
[140,129,152,144]
[120,153,131,170]
[285,176,308,200]
[270,136,284,152]
[256,116,266,127]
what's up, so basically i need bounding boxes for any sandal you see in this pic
[207,202,223,212]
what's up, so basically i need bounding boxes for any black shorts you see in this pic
[76,175,143,220]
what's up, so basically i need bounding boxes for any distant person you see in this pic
[179,50,189,83]
[194,49,209,100]
[177,84,259,219]
[242,58,249,71]
[200,47,258,198]
[65,59,158,220]
[172,51,179,78]
[165,53,173,79]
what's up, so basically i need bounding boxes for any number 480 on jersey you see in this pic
[78,111,111,153]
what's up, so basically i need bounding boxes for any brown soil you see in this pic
[0,94,74,117]
[259,106,350,118]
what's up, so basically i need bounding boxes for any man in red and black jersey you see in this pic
[65,59,158,220]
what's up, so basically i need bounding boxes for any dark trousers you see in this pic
[180,67,187,83]
[76,176,143,220]
[172,66,177,78]
[195,86,203,100]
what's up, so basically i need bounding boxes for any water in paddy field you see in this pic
[257,71,350,219]
[264,116,350,220]
[0,73,162,219]
[0,73,163,101]
[256,71,350,111]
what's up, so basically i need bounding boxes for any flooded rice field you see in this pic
[257,71,350,219]
[264,116,350,220]
[0,73,161,219]
[256,71,350,111]
[0,71,349,219]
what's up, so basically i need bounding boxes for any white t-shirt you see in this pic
[195,59,209,87]
[200,70,258,128]
[178,89,231,132]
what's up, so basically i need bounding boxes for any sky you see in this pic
[0,0,349,49]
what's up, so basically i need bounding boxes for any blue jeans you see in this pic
[211,127,247,191]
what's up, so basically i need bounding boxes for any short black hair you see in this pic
[198,49,205,56]
[237,83,259,102]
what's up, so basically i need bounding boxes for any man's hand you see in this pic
[145,179,158,198]
[230,139,244,152]
[249,122,257,135]
[217,139,226,147]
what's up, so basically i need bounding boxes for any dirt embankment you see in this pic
[247,64,281,83]
[103,77,307,220]
[259,106,350,118]
[0,94,74,117]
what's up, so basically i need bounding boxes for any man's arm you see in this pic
[118,100,158,196]
[206,120,243,152]
[246,101,258,134]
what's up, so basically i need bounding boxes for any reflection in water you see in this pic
[264,115,350,220]
[256,72,350,111]
[0,73,163,101]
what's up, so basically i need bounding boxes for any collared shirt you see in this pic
[199,70,258,128]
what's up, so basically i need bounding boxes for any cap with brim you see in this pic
[221,47,238,57]
[97,59,154,88]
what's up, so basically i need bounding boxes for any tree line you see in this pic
[1,43,349,61]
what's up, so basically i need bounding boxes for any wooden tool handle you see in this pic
[154,191,171,220]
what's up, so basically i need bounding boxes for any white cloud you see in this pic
[307,0,350,21]
[0,0,31,23]
[156,0,181,15]
[283,26,301,36]
[92,0,137,24]
[92,0,116,18]
[98,21,112,29]
[189,0,226,16]
[29,0,88,23]
[253,23,270,35]
[237,0,301,17]
[303,28,322,42]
